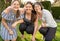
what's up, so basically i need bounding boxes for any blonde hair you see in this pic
[11,0,21,5]
[11,0,21,18]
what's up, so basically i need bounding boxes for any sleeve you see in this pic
[1,11,9,20]
[1,11,13,20]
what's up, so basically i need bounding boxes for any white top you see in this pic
[41,9,57,28]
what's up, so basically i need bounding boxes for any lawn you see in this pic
[0,22,60,41]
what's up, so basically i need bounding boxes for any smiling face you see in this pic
[11,1,20,11]
[34,4,41,12]
[25,3,33,14]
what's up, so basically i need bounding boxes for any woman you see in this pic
[18,2,38,41]
[1,0,24,41]
[34,2,57,41]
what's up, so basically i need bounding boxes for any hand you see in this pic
[38,25,42,30]
[6,6,13,10]
[4,6,13,14]
[12,22,17,28]
[8,29,14,35]
[37,9,42,19]
[37,9,42,13]
[32,36,36,41]
[41,22,46,27]
[19,8,24,14]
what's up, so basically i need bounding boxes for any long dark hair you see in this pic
[25,2,37,22]
[31,9,37,22]
[16,10,20,18]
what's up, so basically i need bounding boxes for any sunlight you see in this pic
[21,0,36,4]
[21,0,54,4]
[47,0,54,4]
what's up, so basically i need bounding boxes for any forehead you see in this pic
[26,4,32,6]
[34,4,40,6]
[13,1,19,4]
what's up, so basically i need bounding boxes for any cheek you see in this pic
[29,8,32,10]
[11,5,16,9]
[25,7,32,11]
[38,6,41,10]
[11,5,14,8]
[35,8,37,11]
[17,5,20,8]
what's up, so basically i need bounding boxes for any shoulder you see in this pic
[42,9,50,13]
[42,9,52,15]
[3,6,12,14]
[19,8,25,14]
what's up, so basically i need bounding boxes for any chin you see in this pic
[14,8,19,11]
[14,9,18,11]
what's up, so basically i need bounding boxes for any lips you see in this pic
[14,7,18,9]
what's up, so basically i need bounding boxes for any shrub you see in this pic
[51,7,60,19]
[41,1,51,11]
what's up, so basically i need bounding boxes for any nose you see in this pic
[26,8,30,10]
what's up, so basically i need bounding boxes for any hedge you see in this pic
[0,0,11,21]
[51,7,60,19]
[41,1,60,19]
[41,1,51,11]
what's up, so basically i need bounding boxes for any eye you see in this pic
[14,3,16,5]
[26,6,28,8]
[17,4,19,5]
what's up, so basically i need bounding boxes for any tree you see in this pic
[0,0,11,21]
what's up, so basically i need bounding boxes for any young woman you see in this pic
[1,0,24,41]
[18,2,38,41]
[34,2,57,41]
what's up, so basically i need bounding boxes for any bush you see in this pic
[41,1,51,11]
[41,1,60,19]
[51,7,60,19]
[0,0,11,22]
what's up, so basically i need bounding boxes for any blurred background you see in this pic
[0,0,60,41]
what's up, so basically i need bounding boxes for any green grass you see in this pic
[0,22,60,41]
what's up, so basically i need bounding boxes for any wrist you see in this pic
[8,28,11,32]
[33,34,35,37]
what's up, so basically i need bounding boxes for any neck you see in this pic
[26,12,31,16]
[37,12,42,19]
[13,10,17,14]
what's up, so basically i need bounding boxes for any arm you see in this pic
[32,16,38,40]
[4,6,12,14]
[2,18,10,31]
[2,18,14,35]
[12,19,24,28]
[1,6,11,30]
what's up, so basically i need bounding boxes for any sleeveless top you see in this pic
[23,13,36,26]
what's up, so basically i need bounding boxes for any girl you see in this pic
[1,0,24,41]
[34,2,57,41]
[19,2,38,41]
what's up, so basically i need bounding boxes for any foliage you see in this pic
[41,1,51,11]
[51,7,60,19]
[0,0,11,21]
